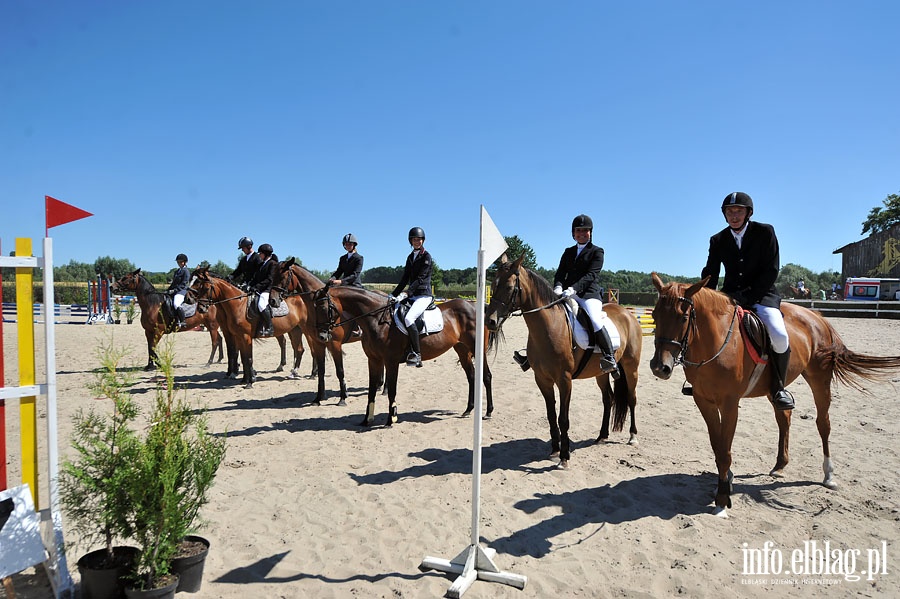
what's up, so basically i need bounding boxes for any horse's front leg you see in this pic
[145,329,159,370]
[483,360,493,419]
[556,376,574,467]
[313,346,327,406]
[535,376,561,458]
[695,396,738,515]
[275,334,286,372]
[770,407,792,478]
[330,342,348,406]
[360,357,384,427]
[597,376,613,443]
[241,343,255,389]
[385,363,400,426]
[461,355,477,418]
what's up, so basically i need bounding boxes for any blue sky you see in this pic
[2,1,898,278]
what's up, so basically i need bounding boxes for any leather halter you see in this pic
[492,271,567,328]
[656,295,738,368]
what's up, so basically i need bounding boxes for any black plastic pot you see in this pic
[169,536,210,593]
[77,546,140,599]
[124,575,178,599]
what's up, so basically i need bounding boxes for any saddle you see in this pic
[736,306,770,365]
[160,295,197,330]
[564,302,620,353]
[245,293,289,319]
[392,298,444,335]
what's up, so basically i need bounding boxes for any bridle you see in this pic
[313,286,393,338]
[490,269,569,329]
[655,294,738,368]
[187,273,247,313]
[271,265,318,299]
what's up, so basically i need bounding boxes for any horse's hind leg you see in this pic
[596,376,613,443]
[275,334,287,372]
[536,377,561,457]
[330,344,348,406]
[805,374,836,489]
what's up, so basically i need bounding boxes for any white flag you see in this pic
[480,206,508,266]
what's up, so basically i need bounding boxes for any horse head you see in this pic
[111,268,142,294]
[312,287,339,343]
[486,253,525,332]
[187,266,213,313]
[649,273,709,379]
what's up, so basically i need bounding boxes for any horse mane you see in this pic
[661,280,735,314]
[522,266,560,307]
[132,271,165,307]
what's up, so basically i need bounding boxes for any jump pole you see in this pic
[420,206,526,597]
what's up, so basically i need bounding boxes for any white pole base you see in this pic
[421,544,526,598]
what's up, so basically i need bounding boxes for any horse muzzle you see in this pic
[317,330,333,343]
[650,351,675,380]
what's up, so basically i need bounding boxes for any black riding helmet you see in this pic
[408,227,425,241]
[721,192,754,217]
[257,243,274,256]
[176,253,188,263]
[238,236,253,249]
[571,214,593,238]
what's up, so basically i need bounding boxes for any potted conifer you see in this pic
[123,339,226,597]
[59,341,141,599]
[125,300,137,324]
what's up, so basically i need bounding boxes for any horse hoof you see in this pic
[483,412,492,420]
[823,478,838,490]
[461,408,473,418]
[337,399,347,407]
[558,459,570,469]
[550,451,560,458]
[275,366,284,373]
[243,383,253,390]
[713,506,729,519]
[596,436,609,444]
[627,436,638,446]
[769,468,786,478]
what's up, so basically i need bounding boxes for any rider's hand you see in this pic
[562,287,575,298]
[553,285,563,296]
[395,292,408,302]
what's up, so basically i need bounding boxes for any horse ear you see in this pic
[513,254,525,270]
[685,276,709,298]
[499,253,509,264]
[651,272,664,293]
[133,268,141,275]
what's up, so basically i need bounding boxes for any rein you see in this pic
[657,295,738,368]
[316,288,391,331]
[494,271,568,324]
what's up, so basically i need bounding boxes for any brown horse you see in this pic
[311,285,493,426]
[485,254,643,468]
[188,267,308,389]
[271,258,363,405]
[649,272,900,515]
[112,269,225,370]
[789,285,811,299]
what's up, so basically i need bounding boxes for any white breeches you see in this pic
[574,296,606,331]
[258,291,270,312]
[404,296,431,327]
[174,293,186,309]
[754,304,790,353]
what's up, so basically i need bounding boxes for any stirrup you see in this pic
[599,356,620,380]
[771,389,795,411]
[513,350,530,372]
[406,352,422,368]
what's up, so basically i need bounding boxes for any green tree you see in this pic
[94,256,138,279]
[861,192,900,235]
[499,235,537,270]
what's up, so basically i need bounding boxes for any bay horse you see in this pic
[649,272,900,515]
[112,269,225,370]
[271,258,363,406]
[485,254,643,468]
[311,285,493,426]
[188,267,311,389]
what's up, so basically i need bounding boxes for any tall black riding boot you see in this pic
[175,306,187,328]
[405,325,423,367]
[595,327,620,380]
[258,307,274,338]
[769,347,795,410]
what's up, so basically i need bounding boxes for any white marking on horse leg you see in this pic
[713,506,729,519]
[823,457,837,489]
[628,434,638,446]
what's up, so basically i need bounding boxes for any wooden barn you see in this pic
[832,222,900,280]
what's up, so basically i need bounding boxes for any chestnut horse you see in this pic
[188,267,308,389]
[112,269,225,370]
[311,285,493,426]
[485,254,643,468]
[650,273,900,515]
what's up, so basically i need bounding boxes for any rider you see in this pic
[391,227,433,367]
[168,253,190,328]
[229,236,262,287]
[330,233,364,338]
[701,191,794,411]
[329,233,364,288]
[248,243,277,337]
[553,214,618,377]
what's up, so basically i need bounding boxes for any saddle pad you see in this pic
[392,304,444,335]
[272,299,289,318]
[565,305,620,352]
[181,302,197,319]
[246,297,289,319]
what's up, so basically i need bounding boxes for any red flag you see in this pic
[45,195,93,236]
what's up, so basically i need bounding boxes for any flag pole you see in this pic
[419,206,526,597]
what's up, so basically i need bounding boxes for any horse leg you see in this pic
[241,343,254,389]
[144,328,159,370]
[806,375,837,489]
[461,354,477,418]
[770,408,791,478]
[596,376,613,443]
[556,377,574,467]
[313,346,327,406]
[275,334,286,372]
[206,327,220,366]
[385,363,400,426]
[483,359,493,419]
[695,397,739,515]
[535,377,560,457]
[360,357,384,427]
[215,330,224,363]
[330,343,348,406]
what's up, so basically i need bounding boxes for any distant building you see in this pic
[832,223,900,280]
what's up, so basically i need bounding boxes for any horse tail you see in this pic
[828,346,900,392]
[819,323,900,391]
[487,329,504,357]
[611,367,629,432]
